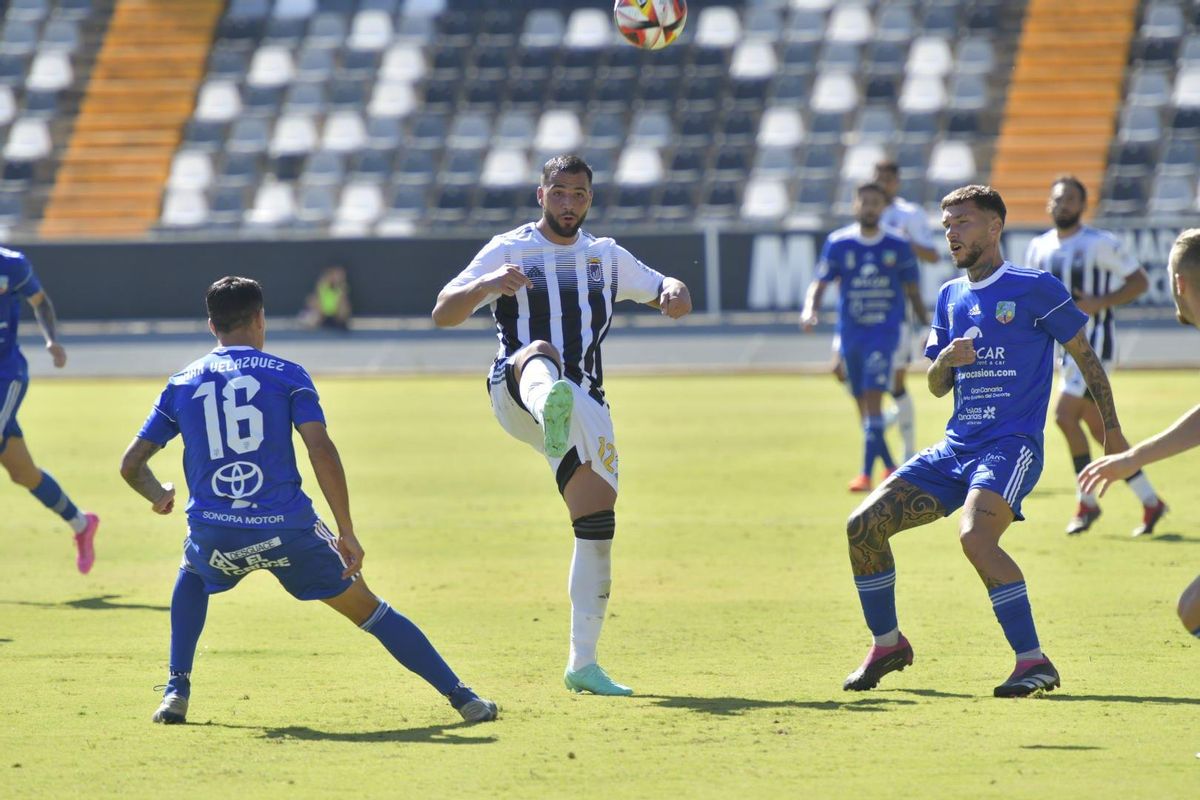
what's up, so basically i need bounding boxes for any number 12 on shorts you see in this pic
[596,436,618,475]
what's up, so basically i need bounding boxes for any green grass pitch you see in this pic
[0,372,1196,798]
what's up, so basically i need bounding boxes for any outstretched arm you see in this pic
[298,421,362,577]
[1080,404,1200,496]
[26,290,66,368]
[1062,328,1128,454]
[431,264,531,327]
[119,438,176,514]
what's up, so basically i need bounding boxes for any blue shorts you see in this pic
[0,375,28,453]
[841,337,898,398]
[893,436,1043,521]
[182,520,355,600]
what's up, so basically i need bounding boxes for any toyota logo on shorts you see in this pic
[212,461,264,499]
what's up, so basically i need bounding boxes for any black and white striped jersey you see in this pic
[446,223,665,404]
[1023,225,1140,361]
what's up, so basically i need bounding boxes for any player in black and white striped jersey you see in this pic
[432,155,692,697]
[1024,175,1167,537]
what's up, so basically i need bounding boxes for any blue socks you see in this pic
[863,416,894,475]
[30,470,79,522]
[854,568,898,637]
[168,569,209,675]
[989,581,1040,655]
[360,601,461,697]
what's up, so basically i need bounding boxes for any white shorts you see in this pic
[1059,356,1113,399]
[489,364,619,494]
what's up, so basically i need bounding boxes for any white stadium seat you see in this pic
[167,150,214,191]
[614,146,664,186]
[322,110,367,152]
[245,180,297,226]
[826,4,872,44]
[270,114,318,156]
[1172,68,1200,108]
[347,10,393,51]
[841,143,886,182]
[906,36,954,77]
[247,45,295,88]
[380,43,426,83]
[757,106,805,148]
[26,51,72,91]
[367,81,417,118]
[927,140,976,183]
[741,178,790,220]
[811,71,859,113]
[161,190,208,227]
[533,109,583,152]
[695,6,742,48]
[4,117,51,160]
[194,81,242,122]
[564,9,612,48]
[899,75,948,113]
[481,148,530,188]
[730,41,779,79]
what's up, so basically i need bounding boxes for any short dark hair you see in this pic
[541,154,593,186]
[856,181,887,199]
[873,160,899,177]
[206,276,263,333]
[940,184,1007,225]
[1170,228,1200,276]
[1052,174,1088,205]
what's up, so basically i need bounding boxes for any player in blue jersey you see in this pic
[0,247,99,573]
[1080,228,1200,640]
[801,183,927,492]
[841,185,1130,697]
[120,277,497,725]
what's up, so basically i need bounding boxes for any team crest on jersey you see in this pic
[882,250,896,267]
[995,301,1016,324]
[587,256,602,282]
[0,275,7,293]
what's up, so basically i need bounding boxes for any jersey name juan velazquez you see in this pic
[818,224,918,343]
[0,247,41,379]
[447,222,665,405]
[137,346,324,529]
[1023,225,1140,361]
[925,263,1088,454]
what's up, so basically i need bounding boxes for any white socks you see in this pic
[568,538,612,671]
[1125,472,1158,506]
[873,629,900,647]
[893,392,915,459]
[518,356,560,423]
[68,511,87,534]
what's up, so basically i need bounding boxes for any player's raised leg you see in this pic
[324,577,498,722]
[560,465,630,696]
[956,489,1059,697]
[152,568,208,724]
[513,342,574,458]
[0,434,99,573]
[843,478,944,690]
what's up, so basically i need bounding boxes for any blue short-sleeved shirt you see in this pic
[924,263,1088,454]
[0,247,43,379]
[817,224,919,344]
[137,346,325,530]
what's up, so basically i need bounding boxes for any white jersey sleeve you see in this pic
[902,207,935,251]
[443,235,508,311]
[1093,231,1140,278]
[614,244,666,304]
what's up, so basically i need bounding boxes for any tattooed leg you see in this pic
[846,478,945,576]
[958,488,1021,589]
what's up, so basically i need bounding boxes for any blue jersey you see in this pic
[0,247,42,379]
[817,224,918,342]
[925,263,1088,453]
[137,346,325,530]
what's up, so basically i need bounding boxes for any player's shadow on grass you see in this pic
[1140,532,1200,544]
[642,694,920,715]
[204,721,497,745]
[0,595,169,612]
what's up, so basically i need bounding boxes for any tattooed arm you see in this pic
[1062,329,1130,454]
[119,437,176,514]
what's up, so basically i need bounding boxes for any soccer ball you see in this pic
[613,0,688,51]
